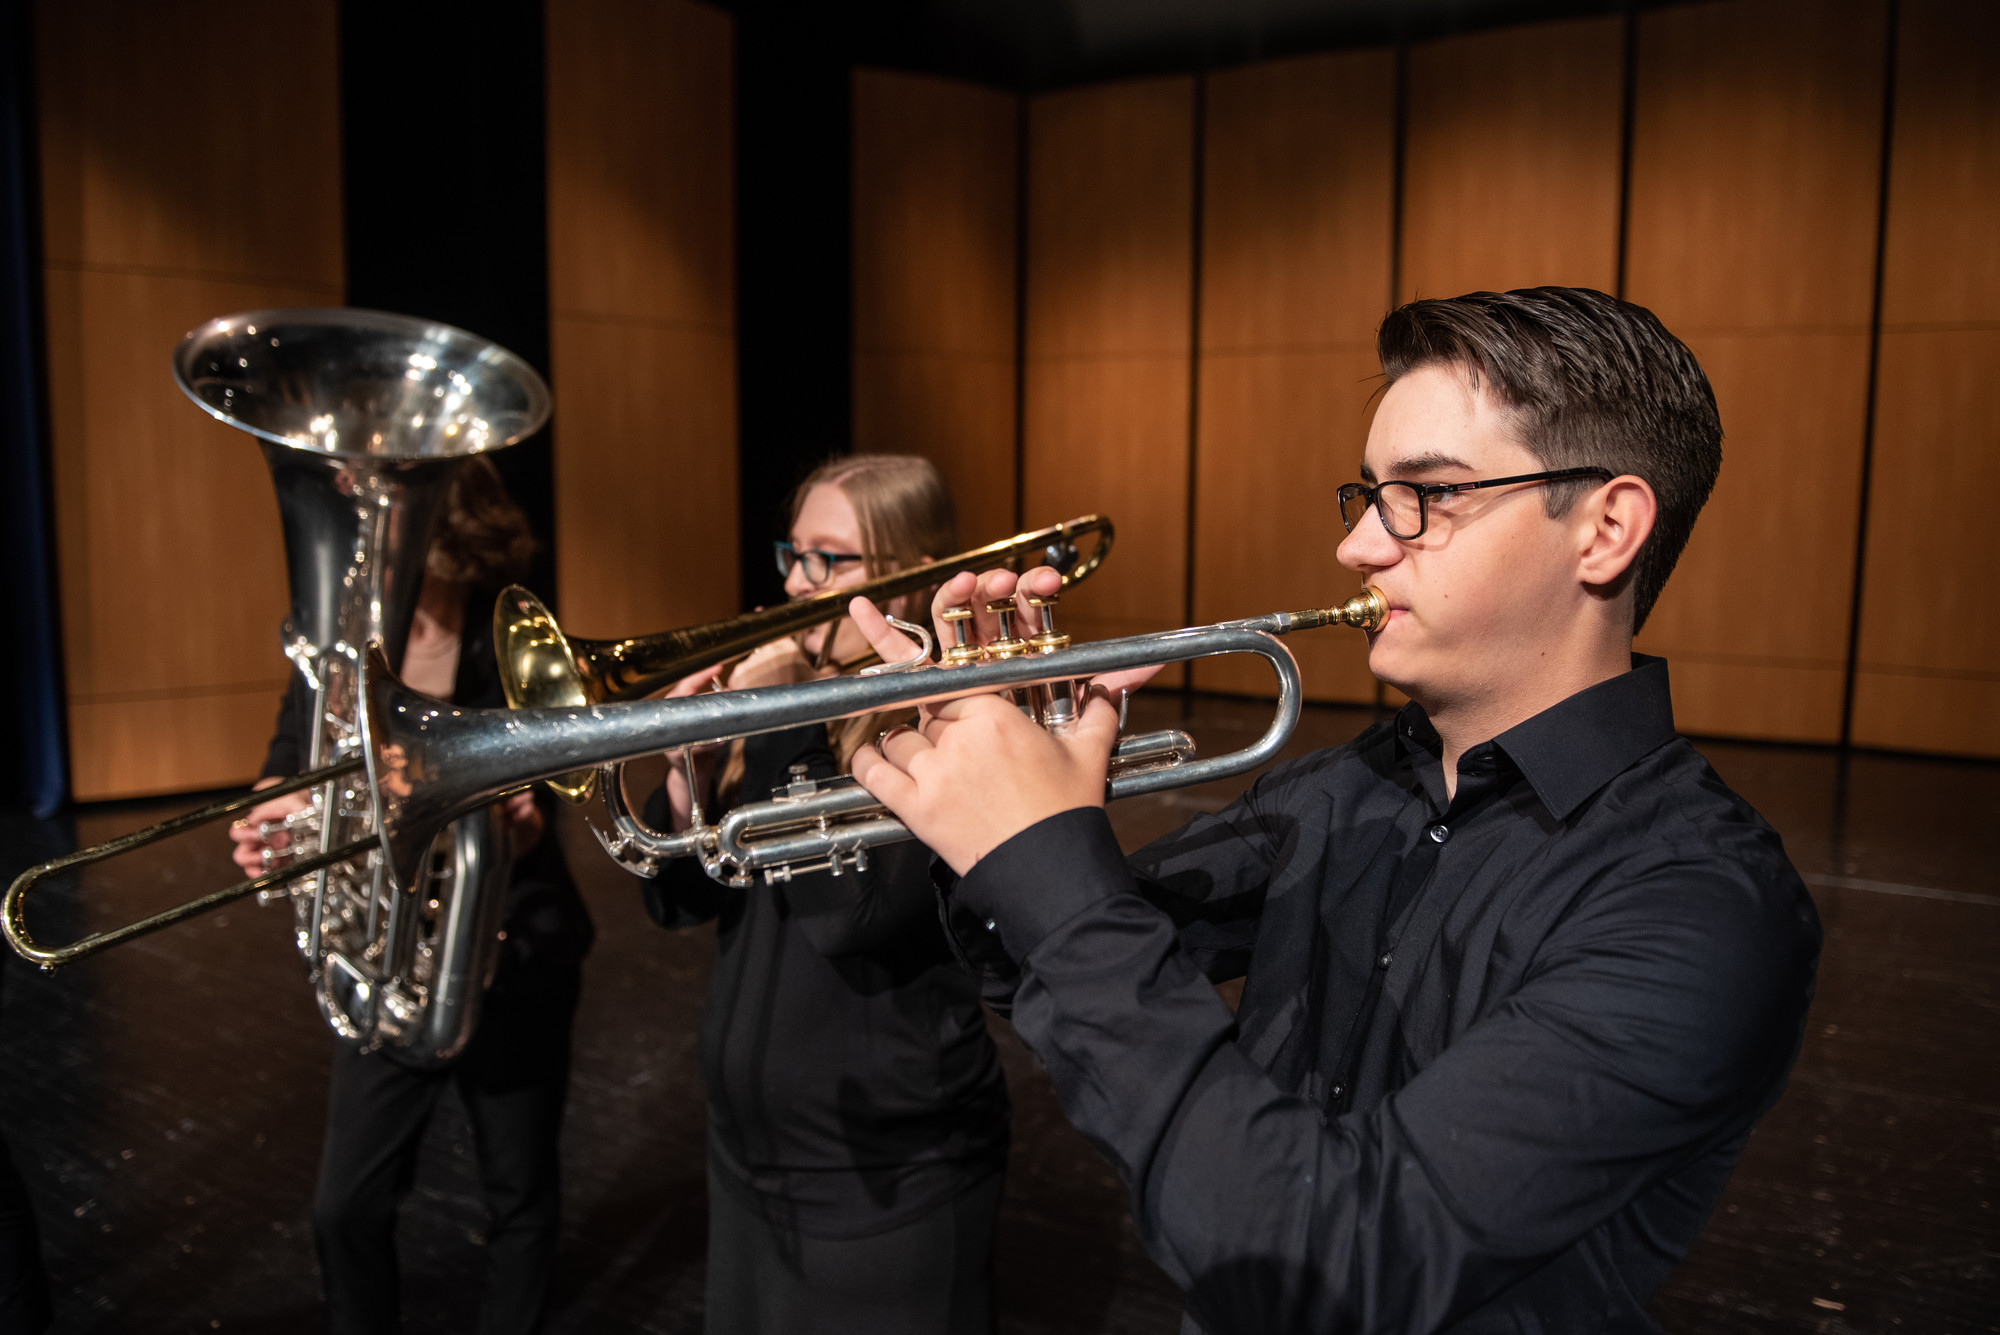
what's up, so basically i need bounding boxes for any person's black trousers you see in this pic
[704,1166,1002,1335]
[313,961,580,1335]
[0,1131,51,1333]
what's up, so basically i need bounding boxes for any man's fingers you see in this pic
[879,724,932,769]
[851,744,919,814]
[1071,685,1125,755]
[972,569,1018,643]
[930,571,981,646]
[849,595,921,664]
[1089,663,1165,700]
[1012,565,1064,620]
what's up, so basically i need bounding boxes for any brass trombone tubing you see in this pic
[497,513,1114,802]
[499,513,1114,709]
[2,760,370,970]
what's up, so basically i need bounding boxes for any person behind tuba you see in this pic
[848,289,1823,1335]
[230,457,592,1335]
[638,455,1010,1335]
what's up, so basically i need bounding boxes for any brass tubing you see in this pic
[2,758,368,970]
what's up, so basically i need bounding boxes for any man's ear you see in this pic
[1576,475,1657,591]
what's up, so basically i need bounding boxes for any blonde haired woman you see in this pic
[641,455,1009,1334]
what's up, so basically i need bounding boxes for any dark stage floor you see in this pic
[1,694,1994,1334]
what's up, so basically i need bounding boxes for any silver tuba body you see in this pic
[173,308,549,1065]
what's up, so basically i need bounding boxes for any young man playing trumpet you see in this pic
[847,288,1821,1334]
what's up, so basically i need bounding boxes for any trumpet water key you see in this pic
[358,587,1389,895]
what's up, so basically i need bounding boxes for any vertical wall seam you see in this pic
[1012,91,1030,533]
[1184,72,1205,639]
[1377,37,1410,715]
[1840,0,1901,748]
[1388,38,1410,308]
[1614,1,1639,299]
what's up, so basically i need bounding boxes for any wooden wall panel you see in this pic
[1400,17,1625,300]
[38,0,343,800]
[1022,78,1194,666]
[1625,0,1889,741]
[1851,0,2000,755]
[1194,50,1395,702]
[851,70,1019,548]
[547,0,737,639]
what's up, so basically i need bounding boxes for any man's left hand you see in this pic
[851,686,1121,876]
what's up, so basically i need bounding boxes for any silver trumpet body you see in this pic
[360,595,1385,896]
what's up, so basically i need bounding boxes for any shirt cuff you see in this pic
[954,806,1133,959]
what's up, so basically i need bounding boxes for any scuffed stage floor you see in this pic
[1,694,1994,1334]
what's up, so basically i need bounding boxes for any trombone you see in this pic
[494,514,1114,800]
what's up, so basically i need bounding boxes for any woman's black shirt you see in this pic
[641,724,1010,1240]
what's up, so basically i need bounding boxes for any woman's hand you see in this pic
[656,663,729,832]
[502,788,545,858]
[725,637,818,690]
[228,776,310,877]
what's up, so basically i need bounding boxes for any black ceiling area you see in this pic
[723,0,1680,89]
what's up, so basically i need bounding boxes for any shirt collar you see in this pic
[1496,655,1676,821]
[1393,656,1677,823]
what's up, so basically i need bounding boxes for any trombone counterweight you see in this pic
[1,760,368,970]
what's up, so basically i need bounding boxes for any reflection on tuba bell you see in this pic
[4,309,549,1068]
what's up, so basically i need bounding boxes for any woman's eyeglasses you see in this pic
[1335,467,1613,541]
[774,541,867,585]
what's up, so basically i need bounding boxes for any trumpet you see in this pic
[362,587,1388,897]
[5,588,1385,967]
[493,514,1113,801]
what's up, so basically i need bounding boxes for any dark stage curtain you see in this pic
[0,4,67,818]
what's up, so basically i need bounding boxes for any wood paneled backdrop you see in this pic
[39,0,1997,800]
[546,0,739,641]
[852,0,1998,757]
[38,0,342,800]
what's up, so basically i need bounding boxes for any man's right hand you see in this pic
[228,777,310,878]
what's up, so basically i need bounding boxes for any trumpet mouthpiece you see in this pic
[1332,587,1388,632]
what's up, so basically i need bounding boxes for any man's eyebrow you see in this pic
[1383,451,1474,477]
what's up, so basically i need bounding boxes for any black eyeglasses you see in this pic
[774,541,867,584]
[1335,467,1614,540]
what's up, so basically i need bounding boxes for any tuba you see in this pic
[169,307,547,1065]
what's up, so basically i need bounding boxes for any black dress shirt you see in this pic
[642,724,1010,1239]
[943,657,1821,1334]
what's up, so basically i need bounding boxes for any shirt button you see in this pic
[1428,823,1450,843]
[1377,951,1393,970]
[985,918,999,933]
[1330,1083,1345,1100]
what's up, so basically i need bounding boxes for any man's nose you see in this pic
[1336,506,1400,574]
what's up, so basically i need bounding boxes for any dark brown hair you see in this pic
[426,455,536,587]
[1377,287,1722,631]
